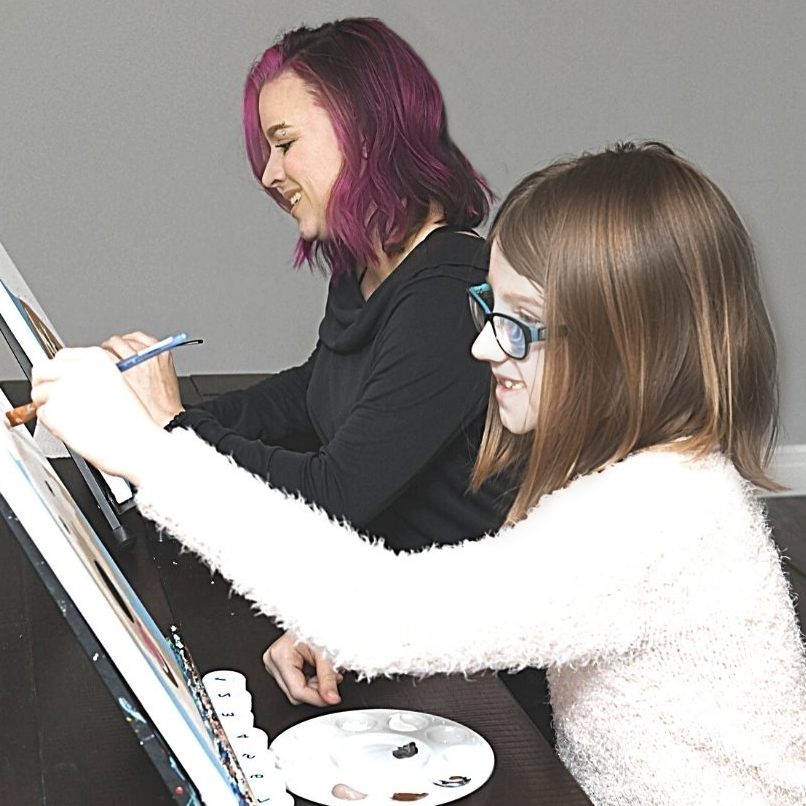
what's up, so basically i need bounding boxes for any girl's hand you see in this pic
[30,347,170,485]
[262,632,343,707]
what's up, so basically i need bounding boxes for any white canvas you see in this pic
[0,239,132,504]
[0,388,253,805]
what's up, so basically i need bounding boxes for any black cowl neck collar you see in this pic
[318,227,487,353]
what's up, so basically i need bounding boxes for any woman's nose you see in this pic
[261,148,285,188]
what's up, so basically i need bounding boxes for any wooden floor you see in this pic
[765,496,806,626]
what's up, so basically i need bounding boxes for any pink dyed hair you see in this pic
[243,18,492,278]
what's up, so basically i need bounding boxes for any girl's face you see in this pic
[471,241,546,435]
[258,72,344,241]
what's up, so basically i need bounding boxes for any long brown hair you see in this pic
[472,142,781,522]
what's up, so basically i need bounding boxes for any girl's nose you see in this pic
[471,321,506,363]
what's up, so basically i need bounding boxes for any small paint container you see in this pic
[209,689,253,717]
[202,669,247,693]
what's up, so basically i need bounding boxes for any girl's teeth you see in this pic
[290,192,301,207]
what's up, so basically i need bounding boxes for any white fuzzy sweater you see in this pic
[136,429,806,806]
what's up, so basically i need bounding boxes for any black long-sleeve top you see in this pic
[168,228,510,551]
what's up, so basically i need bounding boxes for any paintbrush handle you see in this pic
[6,401,38,427]
[4,334,203,428]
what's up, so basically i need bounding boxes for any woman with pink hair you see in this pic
[100,18,545,727]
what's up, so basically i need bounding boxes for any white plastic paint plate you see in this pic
[270,708,494,805]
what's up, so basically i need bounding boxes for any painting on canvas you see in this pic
[0,239,132,506]
[0,387,254,805]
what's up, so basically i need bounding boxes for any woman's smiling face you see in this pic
[471,241,546,435]
[258,71,344,242]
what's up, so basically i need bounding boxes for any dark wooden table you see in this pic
[0,376,592,806]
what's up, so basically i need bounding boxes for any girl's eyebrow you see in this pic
[497,290,544,309]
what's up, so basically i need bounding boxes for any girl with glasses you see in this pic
[32,142,806,805]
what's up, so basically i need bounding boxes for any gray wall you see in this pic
[1,1,804,442]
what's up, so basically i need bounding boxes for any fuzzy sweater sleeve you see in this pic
[136,429,730,678]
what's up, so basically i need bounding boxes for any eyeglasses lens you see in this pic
[469,286,529,359]
[497,319,527,359]
[469,287,493,332]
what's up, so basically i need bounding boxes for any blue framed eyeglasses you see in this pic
[467,282,548,360]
